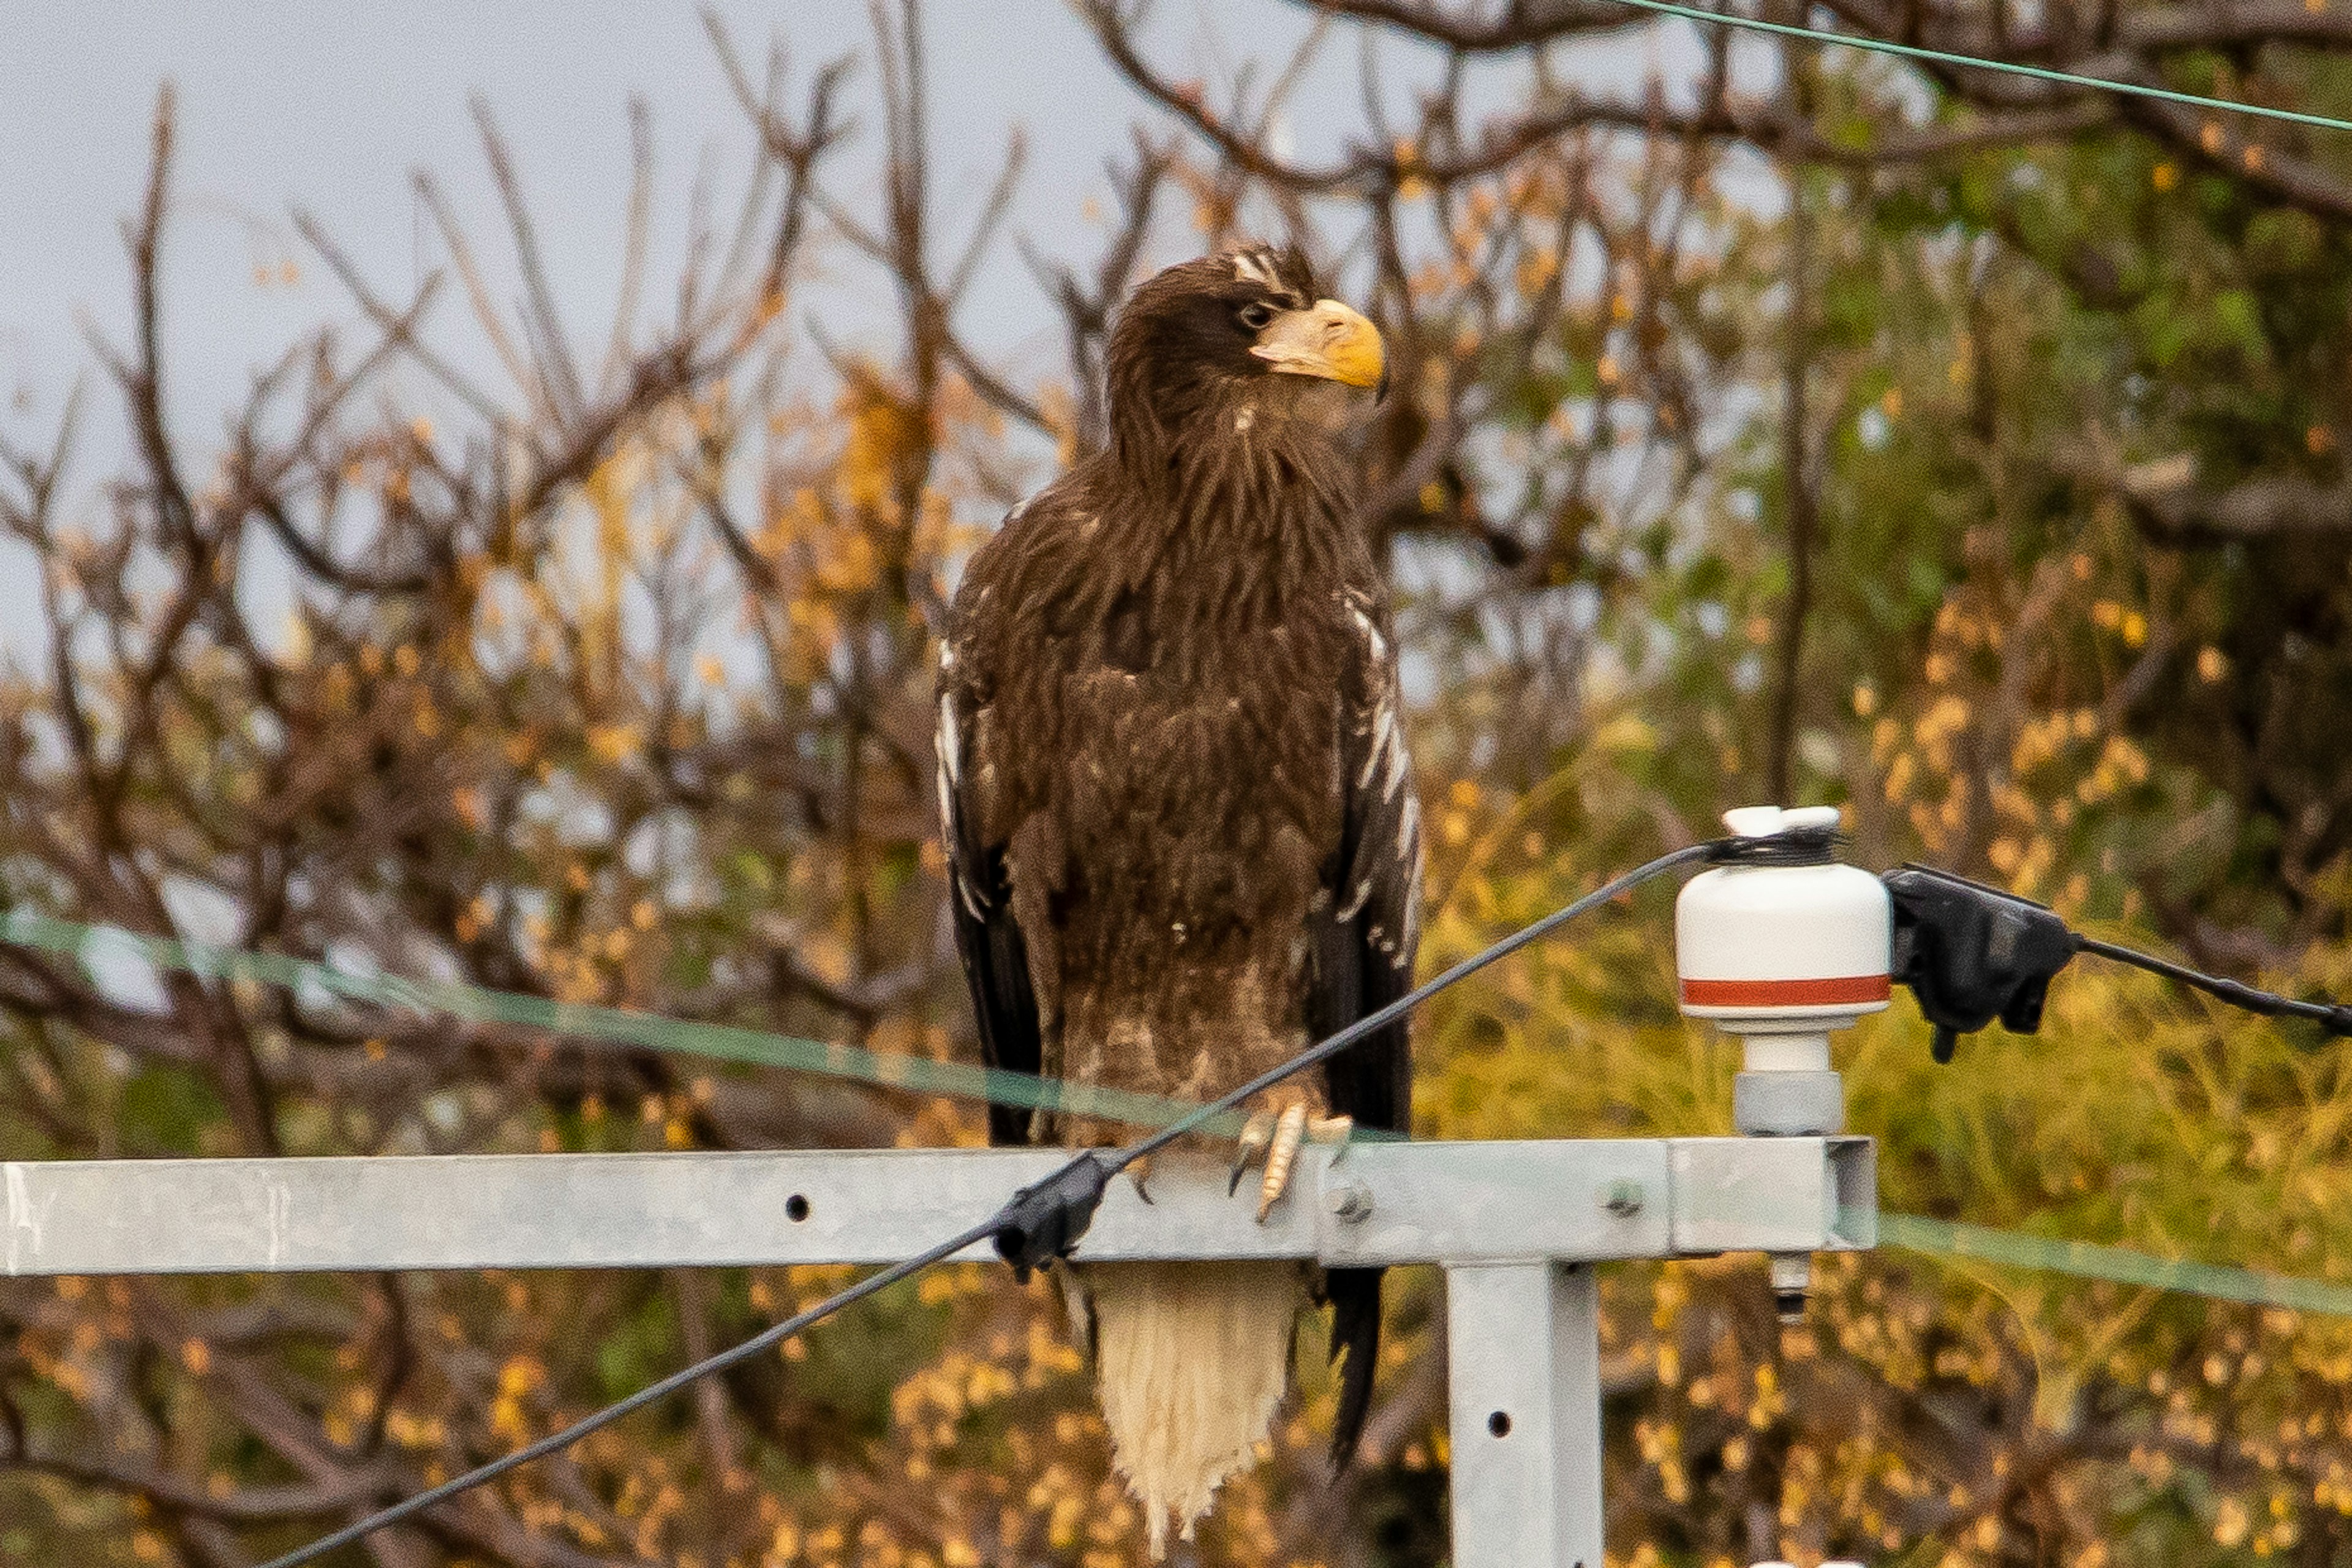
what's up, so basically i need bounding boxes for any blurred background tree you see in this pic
[4,2,2352,1566]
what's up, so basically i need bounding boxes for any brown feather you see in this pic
[938,245,1420,1546]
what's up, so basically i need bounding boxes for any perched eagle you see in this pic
[935,245,1421,1554]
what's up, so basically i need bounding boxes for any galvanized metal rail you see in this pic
[2,1136,1875,1567]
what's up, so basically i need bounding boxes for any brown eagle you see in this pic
[935,246,1421,1552]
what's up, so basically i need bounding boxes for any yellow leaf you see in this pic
[1592,714,1657,755]
[587,722,642,764]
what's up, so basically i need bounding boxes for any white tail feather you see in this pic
[1082,1260,1305,1558]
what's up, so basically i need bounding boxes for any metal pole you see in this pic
[1446,1261,1604,1568]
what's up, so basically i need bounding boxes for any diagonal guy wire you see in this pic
[246,843,1714,1565]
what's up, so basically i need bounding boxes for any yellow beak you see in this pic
[1250,298,1385,389]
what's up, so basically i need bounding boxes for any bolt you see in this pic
[1600,1178,1645,1218]
[1324,1177,1373,1223]
[1770,1252,1811,1324]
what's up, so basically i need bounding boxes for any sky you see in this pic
[0,0,1205,639]
[0,1,1175,445]
[0,1,1711,429]
[0,1,1714,645]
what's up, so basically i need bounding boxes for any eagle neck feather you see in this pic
[1089,408,1356,630]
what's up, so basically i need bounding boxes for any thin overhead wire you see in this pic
[2077,934,2352,1037]
[1605,0,2352,137]
[1104,840,1721,1176]
[252,1216,1000,1568]
[0,908,1245,1137]
[4,852,2348,1324]
[1880,1213,2352,1316]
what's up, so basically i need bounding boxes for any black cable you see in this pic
[1883,862,2352,1055]
[2075,935,2352,1038]
[258,839,1722,1568]
[1104,839,1723,1177]
[257,1220,998,1568]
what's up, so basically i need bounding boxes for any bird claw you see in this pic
[1310,1113,1355,1153]
[1128,1154,1155,1205]
[1228,1112,1274,1196]
[1255,1103,1309,1223]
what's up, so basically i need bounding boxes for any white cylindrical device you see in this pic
[1678,805,1891,1326]
[1676,805,1893,1035]
[1676,805,1891,1138]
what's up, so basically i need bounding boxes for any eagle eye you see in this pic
[1236,301,1275,332]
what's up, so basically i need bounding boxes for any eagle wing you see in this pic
[936,611,1044,1148]
[1314,584,1423,1468]
[1316,584,1420,1139]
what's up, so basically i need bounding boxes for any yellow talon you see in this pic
[1256,1102,1309,1222]
[1229,1111,1274,1194]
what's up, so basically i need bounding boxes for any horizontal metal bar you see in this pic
[1670,1135,1876,1256]
[1,1138,1873,1277]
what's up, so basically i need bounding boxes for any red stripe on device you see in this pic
[1679,974,1891,1006]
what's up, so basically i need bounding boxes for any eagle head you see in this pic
[1107,245,1385,464]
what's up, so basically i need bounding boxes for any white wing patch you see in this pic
[1395,791,1424,963]
[935,666,989,919]
[937,693,962,786]
[1359,706,1396,790]
[1341,590,1422,969]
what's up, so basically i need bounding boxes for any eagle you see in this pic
[935,246,1422,1554]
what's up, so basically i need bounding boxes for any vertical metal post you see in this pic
[1445,1261,1604,1568]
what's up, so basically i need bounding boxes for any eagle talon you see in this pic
[1128,1154,1155,1205]
[1256,1102,1310,1223]
[1308,1113,1355,1164]
[1228,1112,1275,1196]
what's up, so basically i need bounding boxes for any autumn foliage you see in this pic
[6,4,2352,1566]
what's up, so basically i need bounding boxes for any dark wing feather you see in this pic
[1313,588,1423,1471]
[937,631,1044,1147]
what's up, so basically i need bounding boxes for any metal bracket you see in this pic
[0,1136,1874,1567]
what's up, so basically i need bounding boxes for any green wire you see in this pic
[1607,0,2352,138]
[0,909,1253,1139]
[1878,1213,2352,1317]
[6,910,2349,1315]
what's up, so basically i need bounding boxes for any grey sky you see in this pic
[0,1,1716,650]
[0,0,1232,645]
[0,2,1701,433]
[0,1,1180,442]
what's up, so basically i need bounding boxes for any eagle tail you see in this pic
[1324,1264,1384,1474]
[1083,1260,1306,1559]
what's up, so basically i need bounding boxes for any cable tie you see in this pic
[990,1153,1114,1281]
[1705,825,1842,867]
